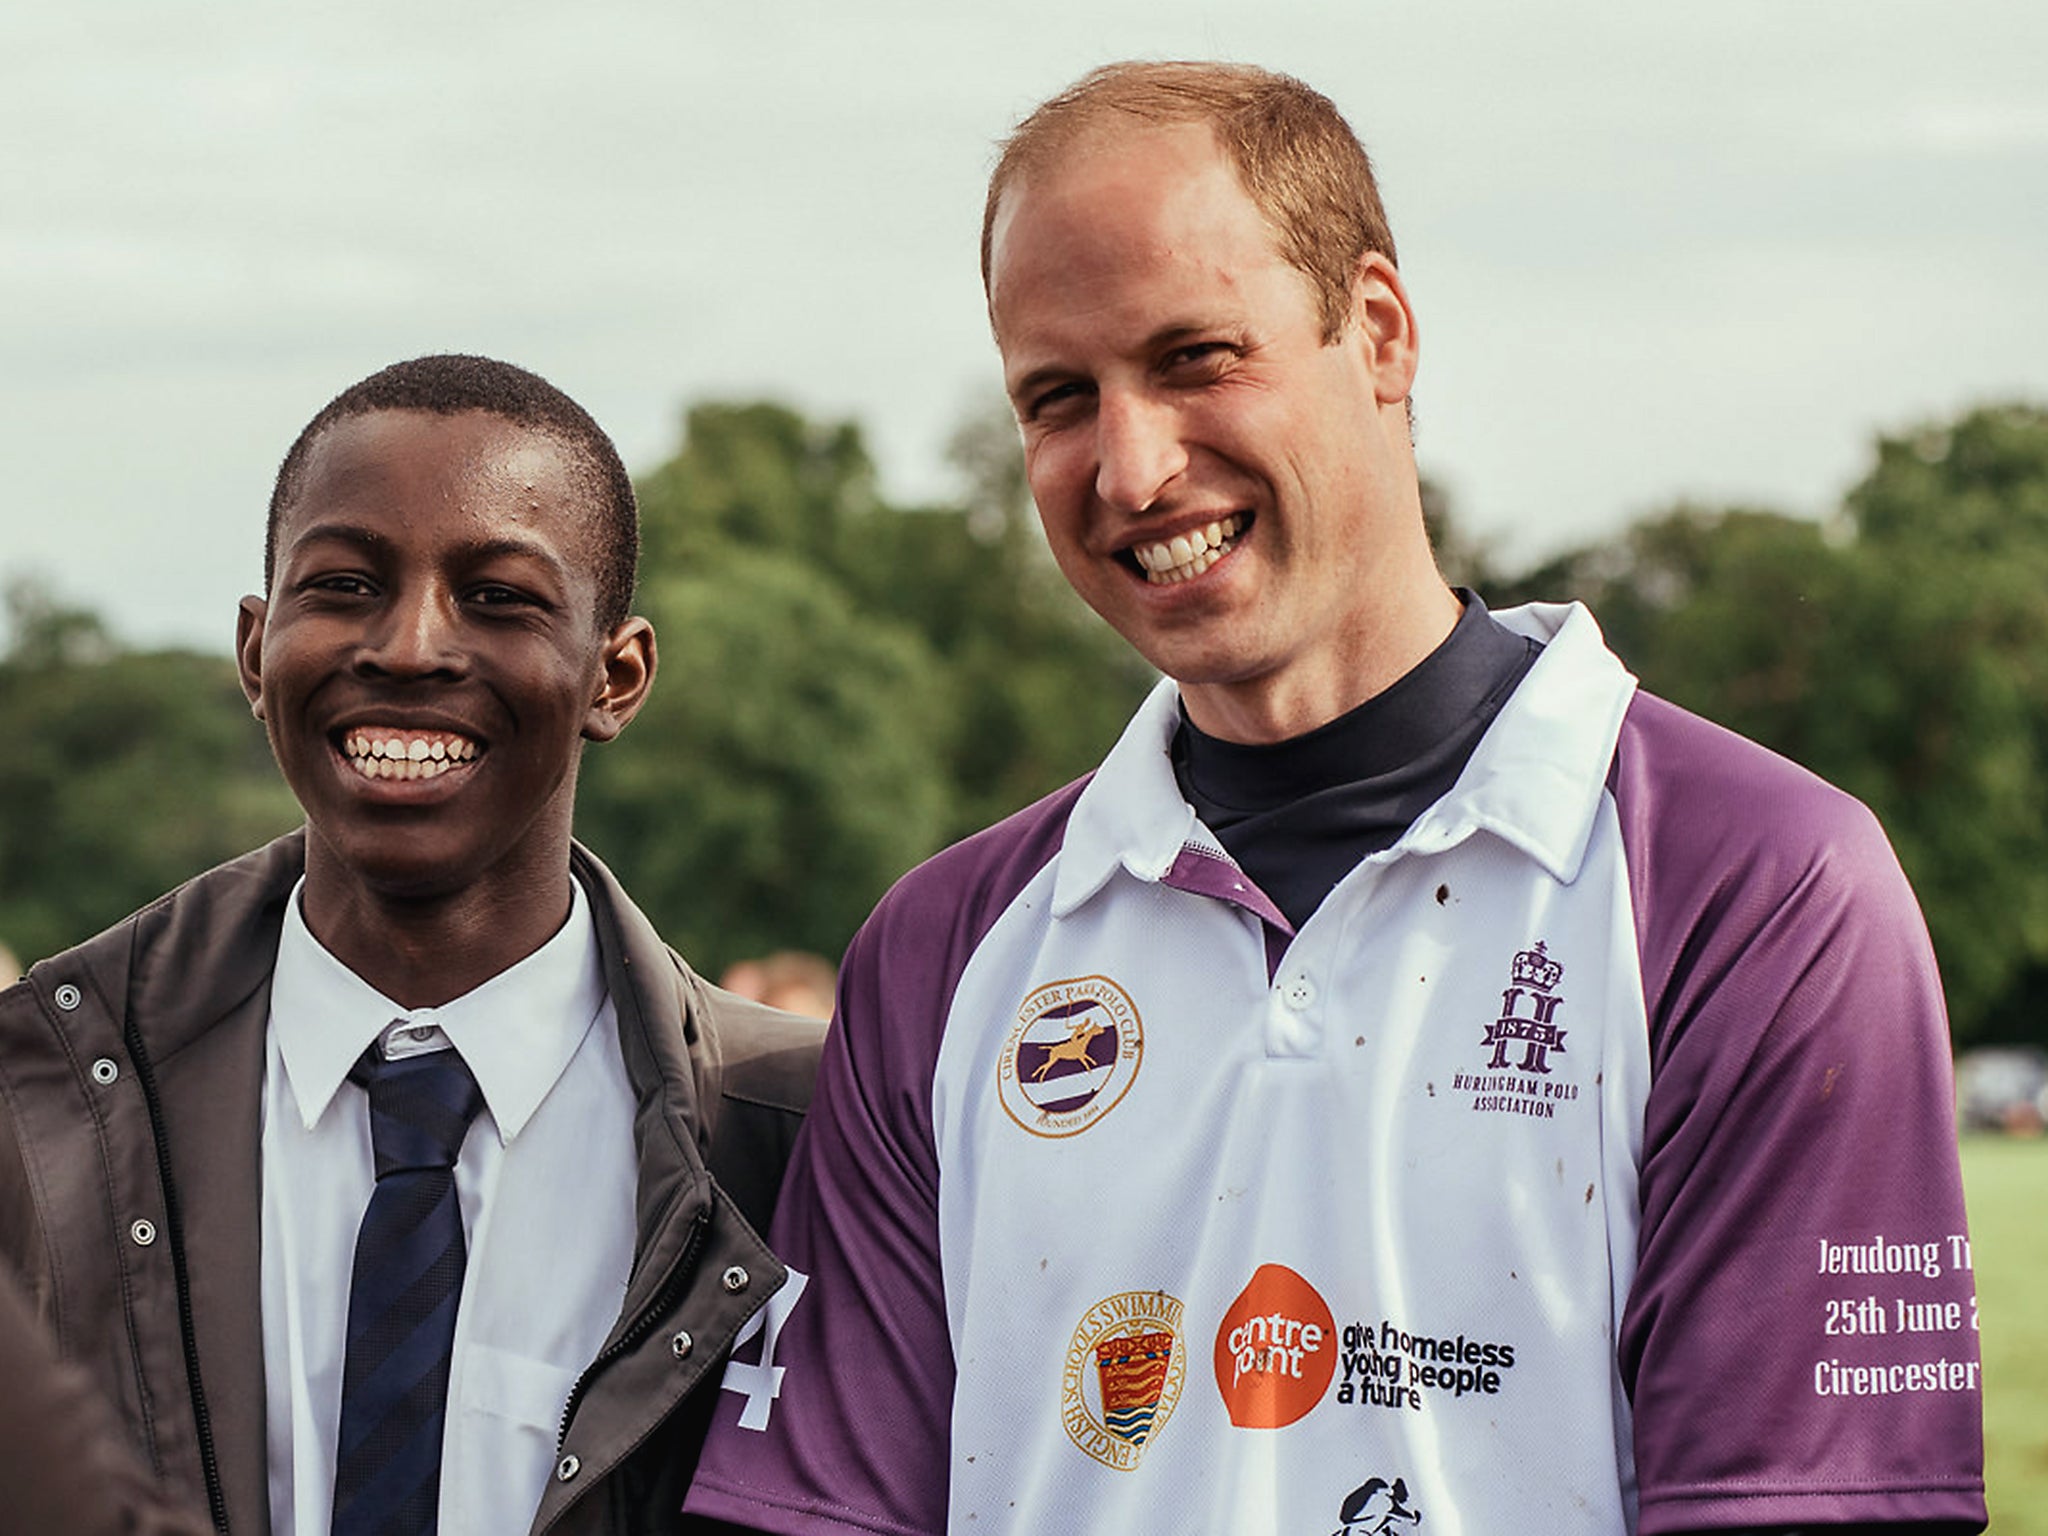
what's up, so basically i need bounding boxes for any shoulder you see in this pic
[1610,691,1934,1061]
[2,832,303,1047]
[1611,689,1907,908]
[858,773,1089,961]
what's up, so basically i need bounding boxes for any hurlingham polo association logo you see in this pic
[1062,1290,1186,1469]
[997,975,1143,1137]
[1453,940,1582,1119]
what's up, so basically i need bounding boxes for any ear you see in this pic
[583,616,657,743]
[236,596,268,720]
[1347,251,1420,405]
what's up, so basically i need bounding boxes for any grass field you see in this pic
[1965,1135,2048,1532]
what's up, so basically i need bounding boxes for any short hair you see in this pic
[267,354,639,631]
[982,61,1398,343]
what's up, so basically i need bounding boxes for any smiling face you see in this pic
[989,120,1456,743]
[238,408,653,916]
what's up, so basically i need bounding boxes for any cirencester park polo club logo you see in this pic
[1062,1290,1186,1470]
[998,975,1143,1138]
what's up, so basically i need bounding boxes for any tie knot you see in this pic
[349,1045,484,1178]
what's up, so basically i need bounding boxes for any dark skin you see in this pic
[236,408,655,1007]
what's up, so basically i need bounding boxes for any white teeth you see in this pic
[340,729,479,778]
[1133,513,1245,585]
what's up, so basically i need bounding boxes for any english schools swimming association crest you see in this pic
[1061,1290,1186,1470]
[997,975,1143,1138]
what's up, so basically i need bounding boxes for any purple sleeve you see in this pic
[684,782,1085,1536]
[1612,694,1986,1533]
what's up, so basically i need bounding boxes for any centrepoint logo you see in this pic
[1212,1264,1337,1428]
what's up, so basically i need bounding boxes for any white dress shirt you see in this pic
[261,878,638,1536]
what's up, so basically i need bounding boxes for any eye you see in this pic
[1162,341,1234,378]
[467,583,541,608]
[302,572,375,598]
[1022,379,1093,424]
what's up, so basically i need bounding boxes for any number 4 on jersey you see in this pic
[719,1267,810,1430]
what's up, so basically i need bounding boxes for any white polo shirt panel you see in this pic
[933,602,1651,1533]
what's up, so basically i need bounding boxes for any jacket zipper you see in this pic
[555,1201,712,1453]
[123,1015,231,1533]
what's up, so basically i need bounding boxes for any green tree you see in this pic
[577,399,1150,975]
[0,581,300,965]
[1484,404,2048,1046]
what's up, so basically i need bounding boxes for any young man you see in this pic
[0,355,821,1535]
[685,64,1987,1535]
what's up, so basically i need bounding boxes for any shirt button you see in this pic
[556,1453,581,1482]
[130,1219,157,1247]
[1283,976,1316,1010]
[407,1025,434,1042]
[54,983,82,1011]
[91,1058,120,1086]
[721,1265,750,1294]
[670,1329,694,1360]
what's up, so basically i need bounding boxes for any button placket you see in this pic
[1266,964,1324,1059]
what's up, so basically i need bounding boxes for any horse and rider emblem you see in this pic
[997,975,1144,1138]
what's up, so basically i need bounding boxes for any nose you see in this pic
[1094,391,1187,513]
[356,585,465,679]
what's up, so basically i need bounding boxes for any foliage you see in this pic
[1483,404,2048,1045]
[575,399,1151,974]
[0,581,300,966]
[11,394,2048,1041]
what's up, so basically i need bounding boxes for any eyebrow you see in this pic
[284,522,573,581]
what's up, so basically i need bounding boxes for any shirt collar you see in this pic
[1410,600,1636,882]
[270,876,609,1142]
[1054,601,1635,916]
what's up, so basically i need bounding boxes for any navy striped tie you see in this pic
[333,1044,485,1536]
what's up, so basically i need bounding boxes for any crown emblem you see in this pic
[1510,941,1563,993]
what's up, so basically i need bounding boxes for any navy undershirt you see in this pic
[1171,593,1540,932]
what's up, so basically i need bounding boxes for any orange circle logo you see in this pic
[1212,1264,1337,1428]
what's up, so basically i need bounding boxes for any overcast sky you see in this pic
[6,0,2045,652]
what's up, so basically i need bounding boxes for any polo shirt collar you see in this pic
[269,876,608,1142]
[1053,601,1635,917]
[1402,601,1636,883]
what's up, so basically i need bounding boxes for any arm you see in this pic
[1612,697,1986,1534]
[683,784,1083,1536]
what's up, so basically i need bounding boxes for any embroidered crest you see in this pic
[997,975,1143,1138]
[1061,1290,1186,1469]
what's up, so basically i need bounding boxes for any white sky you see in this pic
[5,0,2045,651]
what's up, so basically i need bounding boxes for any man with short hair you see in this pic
[685,63,1986,1535]
[0,354,821,1535]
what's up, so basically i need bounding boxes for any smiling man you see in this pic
[685,63,1985,1536]
[0,355,820,1536]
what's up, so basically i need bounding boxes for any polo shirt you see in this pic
[685,601,1984,1534]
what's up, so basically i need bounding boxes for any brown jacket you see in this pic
[0,831,823,1535]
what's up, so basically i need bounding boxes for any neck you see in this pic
[1182,578,1463,745]
[299,848,576,1009]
